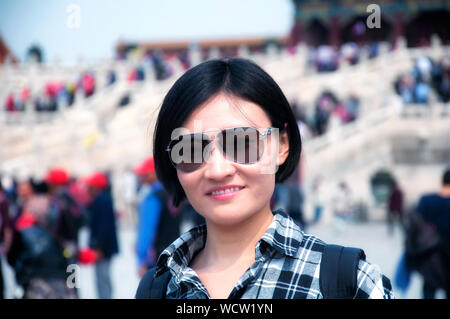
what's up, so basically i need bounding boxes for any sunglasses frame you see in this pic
[165,126,275,172]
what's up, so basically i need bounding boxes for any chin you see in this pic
[202,203,264,227]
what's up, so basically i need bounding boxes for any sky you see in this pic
[0,0,293,65]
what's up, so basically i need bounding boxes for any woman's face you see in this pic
[176,93,289,227]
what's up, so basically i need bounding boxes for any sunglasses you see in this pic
[166,126,275,172]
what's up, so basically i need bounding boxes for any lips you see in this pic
[205,185,245,200]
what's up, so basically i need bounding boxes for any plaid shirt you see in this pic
[155,210,394,299]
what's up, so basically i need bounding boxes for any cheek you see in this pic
[239,166,276,203]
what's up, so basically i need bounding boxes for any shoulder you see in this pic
[294,233,327,274]
[88,193,107,208]
[354,259,394,299]
[97,191,113,204]
[297,233,328,257]
[417,193,444,215]
[418,193,439,204]
[292,234,394,299]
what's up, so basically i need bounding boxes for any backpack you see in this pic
[404,211,441,263]
[8,225,69,287]
[135,244,366,299]
[404,211,445,288]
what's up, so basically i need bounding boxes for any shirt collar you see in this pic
[259,209,304,257]
[155,209,304,276]
[155,224,207,277]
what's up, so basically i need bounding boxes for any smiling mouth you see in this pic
[207,186,245,199]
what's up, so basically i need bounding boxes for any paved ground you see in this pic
[2,218,446,299]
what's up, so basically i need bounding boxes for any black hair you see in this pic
[443,168,450,186]
[153,58,302,206]
[31,179,49,194]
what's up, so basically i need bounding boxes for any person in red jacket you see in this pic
[4,93,15,112]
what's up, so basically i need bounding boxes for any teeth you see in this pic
[211,187,241,195]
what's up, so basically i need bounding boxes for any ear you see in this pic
[277,130,289,167]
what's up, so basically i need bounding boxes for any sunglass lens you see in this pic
[168,134,211,172]
[218,127,263,164]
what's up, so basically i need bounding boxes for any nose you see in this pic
[203,143,236,180]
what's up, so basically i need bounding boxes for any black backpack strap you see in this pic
[320,244,366,299]
[135,267,172,299]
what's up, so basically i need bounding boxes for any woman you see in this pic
[136,58,394,299]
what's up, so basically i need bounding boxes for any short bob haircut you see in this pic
[153,58,301,207]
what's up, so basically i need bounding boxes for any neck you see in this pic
[441,186,450,197]
[201,205,274,267]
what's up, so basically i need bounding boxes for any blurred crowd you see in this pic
[4,71,98,114]
[0,156,206,299]
[0,168,117,298]
[2,41,378,116]
[309,41,380,73]
[2,50,181,114]
[394,56,450,104]
[291,90,360,138]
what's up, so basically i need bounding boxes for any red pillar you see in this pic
[393,12,404,49]
[289,19,303,47]
[329,16,341,48]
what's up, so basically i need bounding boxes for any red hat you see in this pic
[134,156,155,175]
[78,248,98,265]
[83,172,109,189]
[44,168,70,186]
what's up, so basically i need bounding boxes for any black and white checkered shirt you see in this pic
[155,210,394,299]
